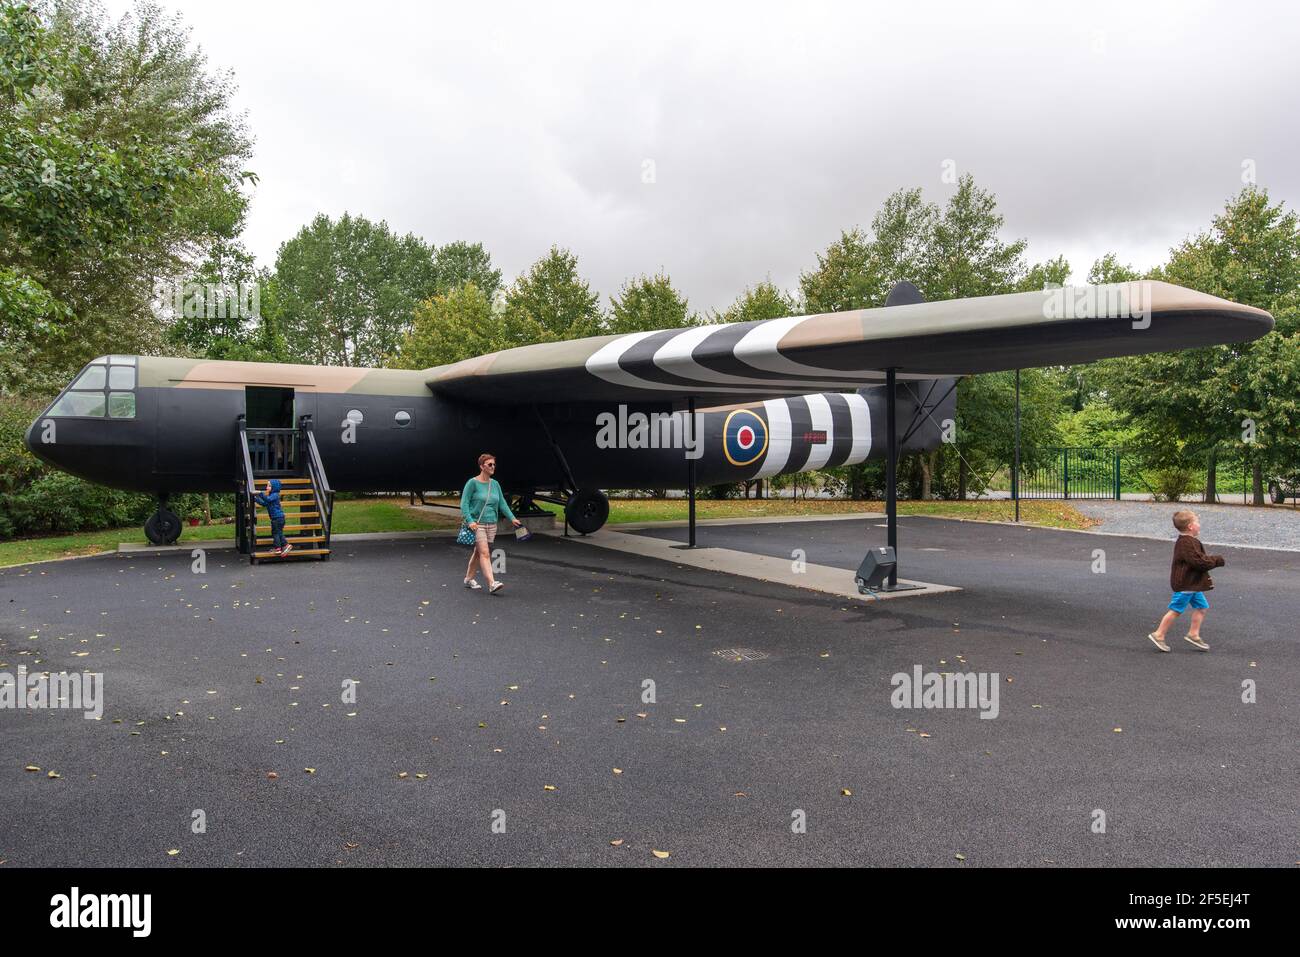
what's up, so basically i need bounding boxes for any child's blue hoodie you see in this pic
[255,479,285,520]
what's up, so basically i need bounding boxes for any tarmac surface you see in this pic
[1,516,1296,867]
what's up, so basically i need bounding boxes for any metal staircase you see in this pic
[236,414,335,564]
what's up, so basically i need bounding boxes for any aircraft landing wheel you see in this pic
[1268,481,1284,504]
[565,487,609,535]
[145,508,182,545]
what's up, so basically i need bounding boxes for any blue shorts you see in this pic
[1168,591,1209,613]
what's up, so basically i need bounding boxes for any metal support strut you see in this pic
[674,397,698,550]
[886,368,898,588]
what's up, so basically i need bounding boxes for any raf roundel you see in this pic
[722,408,768,467]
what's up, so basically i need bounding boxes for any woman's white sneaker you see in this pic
[464,578,481,590]
[489,581,505,594]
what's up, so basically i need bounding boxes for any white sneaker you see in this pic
[464,578,481,590]
[489,581,504,594]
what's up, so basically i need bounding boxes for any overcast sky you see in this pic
[107,0,1300,313]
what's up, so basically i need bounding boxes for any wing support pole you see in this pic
[885,367,899,588]
[673,396,698,549]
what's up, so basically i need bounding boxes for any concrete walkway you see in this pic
[538,522,959,601]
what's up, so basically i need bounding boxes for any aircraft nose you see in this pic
[24,415,51,462]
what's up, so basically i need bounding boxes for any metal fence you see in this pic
[1017,447,1121,500]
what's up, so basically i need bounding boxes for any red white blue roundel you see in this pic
[723,408,768,467]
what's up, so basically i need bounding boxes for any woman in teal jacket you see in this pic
[461,452,521,594]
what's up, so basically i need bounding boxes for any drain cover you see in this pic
[713,647,769,662]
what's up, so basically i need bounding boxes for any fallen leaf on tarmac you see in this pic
[266,772,278,779]
[1113,728,1123,733]
[841,788,852,796]
[955,853,966,861]
[612,768,623,775]
[918,732,932,739]
[397,772,408,779]
[673,718,685,724]
[167,849,179,857]
[652,850,670,859]
[24,765,40,772]
[304,767,316,774]
[415,773,427,780]
[543,784,557,791]
[636,713,647,719]
[610,839,623,847]
[616,717,626,723]
[47,771,60,779]
[1031,704,1043,709]
[343,842,359,850]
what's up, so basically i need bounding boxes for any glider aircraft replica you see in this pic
[24,281,1273,572]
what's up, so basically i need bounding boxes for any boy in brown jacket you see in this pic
[1148,509,1224,652]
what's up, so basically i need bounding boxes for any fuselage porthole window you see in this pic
[394,410,411,427]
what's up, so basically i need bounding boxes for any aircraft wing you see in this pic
[424,281,1273,407]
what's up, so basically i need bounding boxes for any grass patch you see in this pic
[0,498,455,568]
[890,499,1099,530]
[527,496,1096,530]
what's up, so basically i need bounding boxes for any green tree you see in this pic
[927,174,1029,299]
[0,0,254,394]
[1103,187,1300,502]
[394,282,500,369]
[433,241,502,300]
[501,246,604,344]
[608,273,693,334]
[716,281,800,324]
[799,228,878,313]
[272,212,439,366]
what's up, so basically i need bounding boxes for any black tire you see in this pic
[144,508,182,545]
[565,487,609,535]
[1269,481,1284,504]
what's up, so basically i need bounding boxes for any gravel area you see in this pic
[1071,499,1300,551]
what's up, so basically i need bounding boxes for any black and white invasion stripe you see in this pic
[753,393,872,478]
[585,319,929,397]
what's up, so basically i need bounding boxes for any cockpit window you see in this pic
[49,392,107,417]
[46,356,137,418]
[73,366,107,390]
[107,392,135,418]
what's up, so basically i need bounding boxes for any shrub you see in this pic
[1149,467,1196,502]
